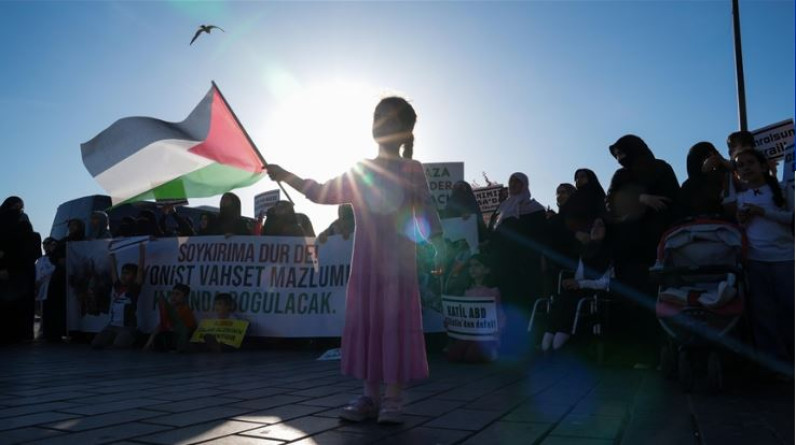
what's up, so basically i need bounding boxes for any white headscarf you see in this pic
[494,172,544,228]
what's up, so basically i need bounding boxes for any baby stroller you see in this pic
[651,219,747,392]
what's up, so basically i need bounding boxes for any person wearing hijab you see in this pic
[568,169,607,234]
[488,172,547,358]
[678,142,730,219]
[87,211,112,240]
[208,193,252,236]
[606,134,680,365]
[43,218,85,342]
[261,201,307,237]
[0,197,38,344]
[544,183,581,296]
[442,181,488,243]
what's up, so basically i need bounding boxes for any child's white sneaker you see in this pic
[377,396,404,424]
[339,395,378,422]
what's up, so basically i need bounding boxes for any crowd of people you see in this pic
[0,106,792,423]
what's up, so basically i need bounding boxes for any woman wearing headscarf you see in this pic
[568,169,607,234]
[441,181,488,243]
[87,211,112,240]
[209,193,252,236]
[261,201,307,237]
[0,197,38,344]
[543,183,581,296]
[606,134,680,365]
[678,142,730,219]
[488,172,547,357]
[43,218,85,342]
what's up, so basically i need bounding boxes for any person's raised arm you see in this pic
[268,164,357,205]
[266,165,306,192]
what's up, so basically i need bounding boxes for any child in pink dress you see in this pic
[267,97,444,424]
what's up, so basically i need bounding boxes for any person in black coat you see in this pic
[605,134,680,364]
[44,218,85,342]
[0,197,39,344]
[208,193,252,236]
[488,172,548,358]
[678,142,732,219]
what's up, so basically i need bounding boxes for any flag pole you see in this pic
[210,81,295,204]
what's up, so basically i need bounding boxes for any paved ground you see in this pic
[0,343,792,445]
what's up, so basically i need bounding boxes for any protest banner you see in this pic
[66,235,446,337]
[423,162,464,209]
[190,319,250,348]
[473,185,504,214]
[752,119,794,162]
[254,189,281,217]
[441,295,499,341]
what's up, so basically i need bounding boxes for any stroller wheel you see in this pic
[660,343,676,380]
[707,351,724,393]
[678,350,695,393]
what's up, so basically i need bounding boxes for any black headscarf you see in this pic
[565,169,606,232]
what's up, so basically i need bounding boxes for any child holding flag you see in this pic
[267,96,444,424]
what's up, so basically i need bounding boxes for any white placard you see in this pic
[441,294,499,341]
[752,119,794,161]
[254,189,281,218]
[473,185,505,214]
[423,162,464,209]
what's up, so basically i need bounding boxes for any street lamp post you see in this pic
[732,0,748,131]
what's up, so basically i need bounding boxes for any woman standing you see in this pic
[267,96,443,424]
[488,172,547,358]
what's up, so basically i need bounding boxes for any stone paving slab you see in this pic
[0,343,791,445]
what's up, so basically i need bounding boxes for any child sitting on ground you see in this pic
[446,253,503,363]
[144,283,196,352]
[199,293,247,352]
[91,243,145,349]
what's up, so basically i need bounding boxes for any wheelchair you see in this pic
[527,269,613,362]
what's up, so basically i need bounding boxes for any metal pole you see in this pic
[732,0,748,131]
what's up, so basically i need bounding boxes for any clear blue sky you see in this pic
[1,0,793,237]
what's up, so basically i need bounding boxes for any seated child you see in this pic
[200,293,246,352]
[542,218,612,353]
[144,283,196,352]
[446,254,503,363]
[91,243,145,349]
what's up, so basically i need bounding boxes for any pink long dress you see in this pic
[301,157,442,384]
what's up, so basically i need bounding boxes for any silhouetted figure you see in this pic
[44,218,85,342]
[208,193,251,236]
[606,134,679,365]
[266,96,444,424]
[0,197,38,344]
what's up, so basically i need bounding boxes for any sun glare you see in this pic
[262,80,385,181]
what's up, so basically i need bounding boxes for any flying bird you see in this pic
[190,25,224,45]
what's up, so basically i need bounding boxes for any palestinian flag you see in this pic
[81,83,266,205]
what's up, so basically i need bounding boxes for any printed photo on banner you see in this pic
[441,294,499,341]
[422,162,464,209]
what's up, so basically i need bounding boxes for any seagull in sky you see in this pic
[190,25,224,45]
